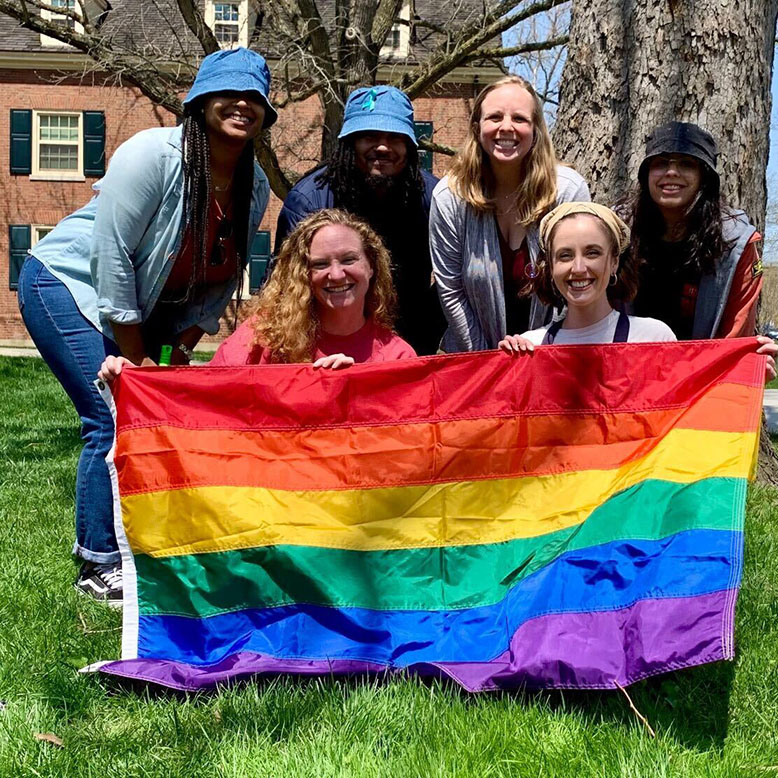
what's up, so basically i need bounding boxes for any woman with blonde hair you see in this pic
[429,75,590,352]
[100,209,415,373]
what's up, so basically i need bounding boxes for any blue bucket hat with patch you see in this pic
[183,47,277,129]
[338,86,417,146]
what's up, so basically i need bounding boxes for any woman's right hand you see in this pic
[98,355,134,384]
[498,334,535,356]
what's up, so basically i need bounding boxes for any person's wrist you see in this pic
[123,351,146,366]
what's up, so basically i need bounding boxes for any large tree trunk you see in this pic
[554,0,778,482]
[554,0,778,230]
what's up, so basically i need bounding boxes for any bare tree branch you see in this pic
[175,0,219,54]
[399,0,569,98]
[419,137,456,156]
[371,0,403,47]
[254,132,294,193]
[467,34,568,61]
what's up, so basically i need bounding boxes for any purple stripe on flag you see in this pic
[99,590,735,692]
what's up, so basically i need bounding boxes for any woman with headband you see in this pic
[499,202,675,348]
[499,203,777,383]
[429,75,590,353]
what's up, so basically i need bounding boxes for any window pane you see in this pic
[39,144,78,171]
[215,23,239,43]
[39,114,79,142]
[50,0,76,27]
[214,3,239,21]
[387,24,401,49]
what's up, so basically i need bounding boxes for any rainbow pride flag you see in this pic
[97,339,763,692]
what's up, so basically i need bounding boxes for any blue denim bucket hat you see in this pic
[183,47,277,129]
[338,86,417,146]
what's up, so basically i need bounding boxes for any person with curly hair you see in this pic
[100,210,415,374]
[429,75,590,354]
[623,121,763,340]
[18,47,275,605]
[274,86,443,355]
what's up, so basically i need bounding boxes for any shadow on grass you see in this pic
[99,655,735,752]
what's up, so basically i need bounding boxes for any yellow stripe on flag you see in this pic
[122,428,757,557]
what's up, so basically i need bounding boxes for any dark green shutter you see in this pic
[414,120,433,173]
[8,225,30,291]
[10,110,32,175]
[83,111,105,176]
[249,230,271,293]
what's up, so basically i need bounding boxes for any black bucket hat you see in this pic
[638,121,719,193]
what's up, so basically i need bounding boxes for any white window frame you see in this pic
[40,0,84,47]
[380,0,410,58]
[32,225,55,245]
[31,110,84,182]
[205,0,250,49]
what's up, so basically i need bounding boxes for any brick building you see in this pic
[0,0,499,344]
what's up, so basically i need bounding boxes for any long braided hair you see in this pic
[316,137,425,214]
[179,103,256,303]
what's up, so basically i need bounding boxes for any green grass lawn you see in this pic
[1,355,777,777]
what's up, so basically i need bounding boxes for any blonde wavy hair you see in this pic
[248,209,397,363]
[447,75,558,227]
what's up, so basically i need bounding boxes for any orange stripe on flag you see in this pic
[115,382,757,494]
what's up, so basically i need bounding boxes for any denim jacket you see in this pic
[31,125,270,337]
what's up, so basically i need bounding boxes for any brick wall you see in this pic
[0,69,475,343]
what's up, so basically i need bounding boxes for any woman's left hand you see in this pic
[312,353,356,370]
[756,335,777,383]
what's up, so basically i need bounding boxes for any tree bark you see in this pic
[555,0,778,482]
[554,0,778,231]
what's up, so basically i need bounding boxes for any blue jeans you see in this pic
[18,257,122,564]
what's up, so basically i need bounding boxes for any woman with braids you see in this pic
[17,48,274,604]
[429,75,590,353]
[99,209,415,370]
[624,121,763,339]
[275,86,443,356]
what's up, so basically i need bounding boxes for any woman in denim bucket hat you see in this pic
[17,47,275,605]
[622,121,763,340]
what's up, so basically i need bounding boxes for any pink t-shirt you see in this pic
[209,317,417,366]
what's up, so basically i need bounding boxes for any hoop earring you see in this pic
[609,272,618,287]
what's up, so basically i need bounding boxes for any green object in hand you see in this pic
[159,345,173,366]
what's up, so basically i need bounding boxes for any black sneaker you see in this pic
[74,562,123,608]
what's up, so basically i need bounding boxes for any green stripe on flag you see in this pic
[135,477,745,618]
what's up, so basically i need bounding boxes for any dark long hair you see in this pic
[316,136,425,214]
[179,105,255,302]
[622,163,731,277]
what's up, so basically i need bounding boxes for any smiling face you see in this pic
[646,154,702,217]
[352,131,409,180]
[477,84,536,169]
[203,92,266,146]
[550,214,618,318]
[308,224,374,315]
